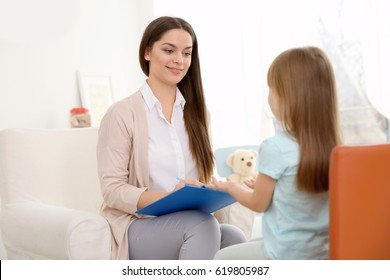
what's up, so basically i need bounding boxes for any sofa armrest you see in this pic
[1,202,111,259]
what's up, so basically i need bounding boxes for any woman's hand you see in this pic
[174,178,204,190]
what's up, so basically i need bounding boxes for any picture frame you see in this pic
[77,71,114,127]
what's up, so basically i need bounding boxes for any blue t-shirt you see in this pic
[258,131,329,259]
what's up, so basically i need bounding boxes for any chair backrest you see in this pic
[329,144,390,259]
[0,128,102,213]
[214,145,260,178]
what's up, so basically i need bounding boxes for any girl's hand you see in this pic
[244,178,256,189]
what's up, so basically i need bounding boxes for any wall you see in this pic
[0,0,153,130]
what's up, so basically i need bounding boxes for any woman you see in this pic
[97,16,246,260]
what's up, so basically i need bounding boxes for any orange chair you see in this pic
[329,143,390,259]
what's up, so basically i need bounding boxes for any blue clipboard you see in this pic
[136,185,236,216]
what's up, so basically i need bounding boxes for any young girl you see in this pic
[97,16,245,260]
[208,47,342,259]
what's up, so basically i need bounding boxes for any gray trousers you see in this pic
[128,210,247,260]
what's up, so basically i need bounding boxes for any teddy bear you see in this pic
[226,149,258,186]
[214,149,258,240]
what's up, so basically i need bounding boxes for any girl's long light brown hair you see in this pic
[267,47,342,193]
[139,16,214,182]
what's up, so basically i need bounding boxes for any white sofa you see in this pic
[0,128,111,259]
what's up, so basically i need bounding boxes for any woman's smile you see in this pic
[166,66,184,75]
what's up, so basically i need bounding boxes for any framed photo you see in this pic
[77,71,113,127]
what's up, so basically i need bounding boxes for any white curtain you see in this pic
[363,0,390,119]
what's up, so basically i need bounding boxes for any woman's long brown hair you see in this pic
[267,47,342,193]
[139,16,214,182]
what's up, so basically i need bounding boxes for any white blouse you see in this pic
[140,81,199,192]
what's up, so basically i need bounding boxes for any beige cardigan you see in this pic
[97,91,150,260]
